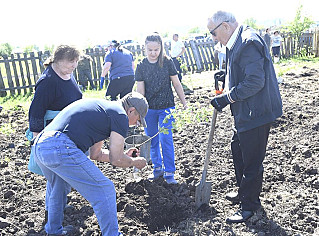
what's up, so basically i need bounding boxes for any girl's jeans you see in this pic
[145,107,176,173]
[33,131,119,236]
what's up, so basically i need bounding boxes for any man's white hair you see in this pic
[210,11,237,24]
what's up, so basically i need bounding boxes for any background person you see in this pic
[27,44,82,227]
[271,31,283,62]
[100,40,135,100]
[32,92,148,236]
[264,28,271,52]
[77,54,96,90]
[214,41,226,69]
[170,33,185,81]
[208,11,282,223]
[135,32,188,184]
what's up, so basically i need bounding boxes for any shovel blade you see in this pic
[195,181,212,209]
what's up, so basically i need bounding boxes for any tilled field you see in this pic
[0,64,318,236]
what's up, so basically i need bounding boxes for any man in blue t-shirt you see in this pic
[32,92,148,236]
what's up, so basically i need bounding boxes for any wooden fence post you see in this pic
[0,69,7,97]
[30,52,39,85]
[95,48,103,83]
[313,30,319,57]
[23,53,33,93]
[17,53,27,94]
[11,54,21,95]
[3,55,15,96]
[189,40,203,72]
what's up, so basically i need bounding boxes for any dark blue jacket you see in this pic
[227,26,282,133]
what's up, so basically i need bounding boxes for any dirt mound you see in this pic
[0,65,318,235]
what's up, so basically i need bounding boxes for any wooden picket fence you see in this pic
[1,31,319,97]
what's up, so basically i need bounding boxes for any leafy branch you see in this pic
[134,110,175,148]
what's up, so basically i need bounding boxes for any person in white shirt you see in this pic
[214,41,226,69]
[271,31,282,62]
[170,34,186,81]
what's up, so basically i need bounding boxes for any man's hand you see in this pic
[125,148,146,169]
[125,147,140,157]
[132,157,147,170]
[211,93,231,111]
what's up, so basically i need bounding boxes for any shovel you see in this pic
[195,108,218,209]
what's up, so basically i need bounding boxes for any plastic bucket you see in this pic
[125,135,151,163]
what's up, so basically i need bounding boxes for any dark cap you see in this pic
[124,92,149,127]
[108,40,119,47]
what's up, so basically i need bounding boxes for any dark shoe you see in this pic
[226,192,240,203]
[226,209,254,223]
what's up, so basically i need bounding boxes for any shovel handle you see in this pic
[201,108,218,182]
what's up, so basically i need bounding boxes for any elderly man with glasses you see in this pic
[207,11,282,223]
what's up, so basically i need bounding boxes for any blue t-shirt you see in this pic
[104,48,134,79]
[44,98,129,153]
[28,65,82,132]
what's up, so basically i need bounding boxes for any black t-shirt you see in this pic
[28,65,82,132]
[44,98,129,153]
[135,57,177,109]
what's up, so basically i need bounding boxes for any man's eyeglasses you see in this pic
[210,21,229,37]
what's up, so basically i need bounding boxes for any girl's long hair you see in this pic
[145,33,167,67]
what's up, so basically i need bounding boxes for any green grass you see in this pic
[0,122,15,135]
[0,93,34,110]
[274,56,319,76]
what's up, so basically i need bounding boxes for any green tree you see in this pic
[24,45,39,53]
[0,43,13,56]
[287,5,314,56]
[243,18,259,29]
[44,44,55,53]
[287,5,313,38]
[162,31,169,38]
[189,27,200,34]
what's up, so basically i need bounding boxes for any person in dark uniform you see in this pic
[77,54,96,90]
[32,92,148,236]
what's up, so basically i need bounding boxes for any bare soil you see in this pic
[0,64,318,236]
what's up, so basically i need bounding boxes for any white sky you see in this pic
[2,0,318,49]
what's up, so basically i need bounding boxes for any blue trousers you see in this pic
[33,131,119,236]
[145,108,176,173]
[231,123,271,211]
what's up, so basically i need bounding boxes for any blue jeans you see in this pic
[145,108,176,173]
[33,131,119,236]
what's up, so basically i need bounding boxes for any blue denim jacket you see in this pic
[227,26,282,132]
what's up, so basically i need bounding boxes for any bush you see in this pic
[0,43,13,57]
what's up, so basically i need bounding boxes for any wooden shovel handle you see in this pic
[201,108,218,182]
